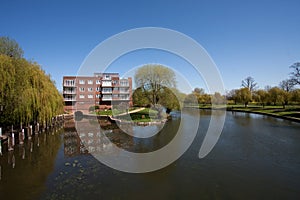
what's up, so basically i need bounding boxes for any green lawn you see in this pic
[227,104,300,119]
[116,108,161,122]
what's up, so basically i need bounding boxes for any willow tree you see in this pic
[0,37,64,127]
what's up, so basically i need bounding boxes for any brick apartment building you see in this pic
[63,73,133,113]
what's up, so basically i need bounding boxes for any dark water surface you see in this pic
[0,109,300,199]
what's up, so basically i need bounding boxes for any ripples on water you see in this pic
[0,109,300,199]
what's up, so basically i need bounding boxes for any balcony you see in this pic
[63,90,76,94]
[63,83,76,87]
[64,98,76,101]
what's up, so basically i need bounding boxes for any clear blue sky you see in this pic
[1,0,300,93]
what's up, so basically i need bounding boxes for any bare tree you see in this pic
[279,79,294,92]
[289,62,300,85]
[241,76,258,92]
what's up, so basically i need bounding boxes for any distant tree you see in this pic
[241,76,258,93]
[211,92,226,105]
[289,62,300,85]
[279,79,294,92]
[253,89,269,107]
[193,87,205,95]
[291,89,300,103]
[226,89,238,104]
[268,87,286,107]
[0,36,24,58]
[184,93,198,106]
[236,88,252,107]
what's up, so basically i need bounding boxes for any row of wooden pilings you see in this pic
[0,114,68,155]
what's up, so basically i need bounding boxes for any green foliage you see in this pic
[132,87,151,107]
[0,36,24,58]
[134,64,179,111]
[0,54,64,126]
[234,88,252,107]
[89,105,99,112]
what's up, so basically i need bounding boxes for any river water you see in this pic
[0,109,300,199]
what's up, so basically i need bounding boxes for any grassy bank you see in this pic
[116,108,160,122]
[185,104,300,121]
[227,105,300,120]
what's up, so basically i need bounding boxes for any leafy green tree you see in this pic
[211,92,226,105]
[158,87,180,113]
[134,64,176,111]
[0,36,24,58]
[268,87,285,107]
[236,88,252,107]
[253,89,269,107]
[291,89,300,103]
[132,87,150,107]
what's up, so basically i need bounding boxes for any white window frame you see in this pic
[79,80,85,84]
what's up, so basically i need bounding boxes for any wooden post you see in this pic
[8,137,14,151]
[12,132,15,147]
[28,125,32,140]
[36,122,40,134]
[19,129,24,145]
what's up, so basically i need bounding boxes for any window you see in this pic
[88,88,93,92]
[88,94,93,99]
[102,81,111,86]
[96,87,100,91]
[79,80,85,84]
[102,95,112,100]
[120,80,129,86]
[79,94,85,99]
[102,88,112,93]
[119,88,128,93]
[112,80,118,85]
[88,80,93,84]
[96,80,101,84]
[96,94,100,98]
[79,87,85,92]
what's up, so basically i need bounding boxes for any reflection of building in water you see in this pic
[63,118,134,156]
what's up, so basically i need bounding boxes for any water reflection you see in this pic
[0,127,63,200]
[0,110,300,199]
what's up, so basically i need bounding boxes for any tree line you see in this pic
[0,36,64,128]
[132,63,300,110]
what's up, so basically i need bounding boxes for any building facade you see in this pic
[63,73,132,113]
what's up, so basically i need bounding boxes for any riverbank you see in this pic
[185,104,300,123]
[227,106,300,123]
[185,105,300,123]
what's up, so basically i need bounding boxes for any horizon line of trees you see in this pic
[185,63,300,108]
[0,36,64,128]
[132,62,300,110]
